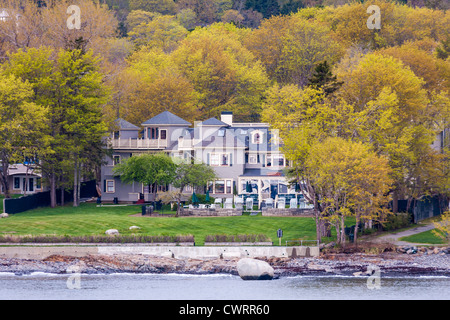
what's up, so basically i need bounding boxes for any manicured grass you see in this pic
[0,203,317,245]
[400,229,447,245]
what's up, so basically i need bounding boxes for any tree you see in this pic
[129,0,176,14]
[0,0,118,60]
[335,52,446,212]
[128,15,188,52]
[244,14,343,87]
[113,153,177,200]
[245,0,280,18]
[436,34,450,60]
[306,137,392,245]
[432,211,450,243]
[171,160,217,216]
[171,25,269,121]
[4,46,110,208]
[307,60,343,96]
[0,73,48,198]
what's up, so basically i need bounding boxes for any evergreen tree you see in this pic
[245,0,280,19]
[436,35,450,60]
[307,60,343,96]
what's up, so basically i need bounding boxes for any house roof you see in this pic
[240,168,285,177]
[193,128,247,149]
[200,117,229,126]
[115,118,139,130]
[142,111,191,126]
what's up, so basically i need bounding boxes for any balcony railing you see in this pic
[109,138,168,149]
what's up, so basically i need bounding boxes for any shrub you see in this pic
[382,212,412,231]
[0,234,195,244]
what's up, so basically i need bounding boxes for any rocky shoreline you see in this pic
[0,251,448,277]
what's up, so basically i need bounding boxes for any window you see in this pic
[148,128,158,139]
[113,155,120,166]
[211,179,233,194]
[29,178,34,192]
[210,153,220,166]
[267,154,285,167]
[36,178,42,190]
[218,129,225,137]
[267,155,272,167]
[226,180,232,194]
[252,130,264,144]
[160,129,167,140]
[215,180,225,194]
[248,154,258,164]
[210,153,229,166]
[221,154,229,166]
[106,180,115,193]
[14,177,20,190]
[253,133,261,144]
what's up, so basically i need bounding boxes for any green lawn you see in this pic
[0,203,317,246]
[399,229,447,245]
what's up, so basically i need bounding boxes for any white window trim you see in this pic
[106,180,115,193]
[210,179,233,194]
[13,177,21,190]
[210,153,230,167]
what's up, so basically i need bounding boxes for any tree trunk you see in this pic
[50,172,56,208]
[354,215,360,246]
[73,160,79,207]
[61,187,65,206]
[392,190,398,213]
[0,159,10,199]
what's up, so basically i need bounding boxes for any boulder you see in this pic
[237,258,274,280]
[129,226,141,230]
[105,229,119,235]
[0,213,9,218]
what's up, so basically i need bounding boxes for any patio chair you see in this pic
[266,198,274,209]
[277,198,286,209]
[289,198,298,209]
[214,198,222,208]
[224,198,233,209]
[235,197,244,209]
[245,198,253,211]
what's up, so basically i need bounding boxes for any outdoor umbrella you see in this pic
[245,181,252,193]
[205,190,210,202]
[192,192,199,204]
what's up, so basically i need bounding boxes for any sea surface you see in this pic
[0,272,449,300]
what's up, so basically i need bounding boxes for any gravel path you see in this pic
[373,222,436,246]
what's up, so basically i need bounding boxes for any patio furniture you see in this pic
[235,197,244,209]
[277,197,286,209]
[266,198,274,209]
[290,198,298,209]
[224,198,233,209]
[245,198,253,211]
[214,198,222,208]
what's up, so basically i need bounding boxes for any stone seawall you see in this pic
[180,208,243,216]
[261,208,314,217]
[0,245,320,260]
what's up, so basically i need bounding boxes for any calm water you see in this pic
[0,272,449,300]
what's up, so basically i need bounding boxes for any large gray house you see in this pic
[101,111,304,207]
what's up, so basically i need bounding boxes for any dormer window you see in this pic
[251,130,264,144]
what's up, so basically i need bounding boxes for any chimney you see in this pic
[221,111,233,126]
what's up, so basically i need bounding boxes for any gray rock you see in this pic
[105,229,119,235]
[0,213,9,218]
[237,258,274,280]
